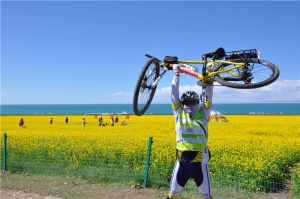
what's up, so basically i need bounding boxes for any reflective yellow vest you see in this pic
[176,108,207,151]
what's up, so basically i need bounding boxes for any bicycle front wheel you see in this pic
[133,57,160,116]
[214,59,279,89]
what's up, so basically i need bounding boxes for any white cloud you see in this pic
[106,92,131,97]
[3,80,299,104]
[155,87,171,97]
[258,80,300,92]
[152,80,300,103]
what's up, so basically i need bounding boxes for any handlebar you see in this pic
[145,54,153,58]
[145,54,162,62]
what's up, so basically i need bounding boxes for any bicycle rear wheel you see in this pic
[214,59,279,89]
[133,57,160,116]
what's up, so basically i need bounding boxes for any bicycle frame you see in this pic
[163,60,245,82]
[147,53,247,89]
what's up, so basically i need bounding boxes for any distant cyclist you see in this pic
[167,64,213,199]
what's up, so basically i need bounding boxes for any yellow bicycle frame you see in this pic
[163,60,245,82]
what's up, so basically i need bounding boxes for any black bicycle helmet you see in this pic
[181,91,200,105]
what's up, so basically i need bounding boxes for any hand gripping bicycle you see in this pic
[133,47,279,116]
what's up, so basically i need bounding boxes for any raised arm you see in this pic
[171,64,181,110]
[202,85,213,121]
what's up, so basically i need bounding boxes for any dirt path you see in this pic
[0,188,293,199]
[0,189,62,199]
[0,187,173,199]
[0,173,172,199]
[0,173,295,199]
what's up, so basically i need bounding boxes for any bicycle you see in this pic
[133,47,280,116]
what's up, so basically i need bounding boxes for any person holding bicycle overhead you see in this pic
[167,64,213,199]
[133,49,279,199]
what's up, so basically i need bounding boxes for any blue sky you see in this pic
[1,1,300,104]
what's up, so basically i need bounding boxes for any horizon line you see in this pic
[1,102,300,105]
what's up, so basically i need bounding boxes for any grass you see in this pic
[1,172,261,199]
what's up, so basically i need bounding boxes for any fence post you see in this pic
[143,136,153,188]
[3,133,7,171]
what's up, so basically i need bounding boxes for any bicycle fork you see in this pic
[151,66,168,88]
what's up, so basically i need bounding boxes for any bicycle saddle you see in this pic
[204,47,226,59]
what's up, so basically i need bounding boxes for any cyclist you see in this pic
[167,64,213,199]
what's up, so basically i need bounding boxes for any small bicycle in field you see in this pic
[133,47,280,116]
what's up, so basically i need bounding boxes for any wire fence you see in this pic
[1,133,299,198]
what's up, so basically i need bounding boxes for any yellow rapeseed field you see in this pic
[1,115,300,192]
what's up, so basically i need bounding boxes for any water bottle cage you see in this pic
[200,88,208,102]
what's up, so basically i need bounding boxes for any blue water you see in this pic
[1,103,300,115]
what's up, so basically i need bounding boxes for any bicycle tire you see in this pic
[133,57,160,116]
[214,59,279,89]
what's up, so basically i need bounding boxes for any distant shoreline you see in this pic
[1,113,299,116]
[2,103,299,115]
[1,102,300,105]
